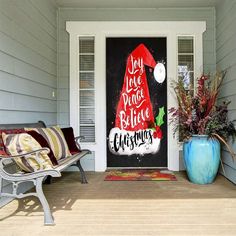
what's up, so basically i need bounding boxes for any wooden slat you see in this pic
[0,71,56,100]
[55,150,90,172]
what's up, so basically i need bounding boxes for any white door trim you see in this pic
[66,21,206,171]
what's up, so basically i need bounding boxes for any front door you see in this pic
[106,37,167,168]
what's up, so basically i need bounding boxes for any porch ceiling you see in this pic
[55,0,220,8]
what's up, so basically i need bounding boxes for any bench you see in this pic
[0,121,91,225]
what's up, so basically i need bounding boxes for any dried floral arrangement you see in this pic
[169,71,236,161]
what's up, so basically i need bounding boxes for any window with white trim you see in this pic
[78,37,95,142]
[177,36,194,96]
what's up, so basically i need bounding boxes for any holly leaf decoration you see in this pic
[155,107,165,127]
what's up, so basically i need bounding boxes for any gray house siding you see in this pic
[0,0,57,126]
[0,0,57,206]
[216,0,236,183]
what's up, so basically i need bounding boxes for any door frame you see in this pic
[66,21,206,171]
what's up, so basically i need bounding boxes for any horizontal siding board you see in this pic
[216,1,236,37]
[219,164,236,184]
[0,52,56,88]
[12,24,57,64]
[216,0,235,25]
[216,19,236,51]
[217,47,236,70]
[30,0,57,28]
[218,94,236,110]
[0,1,56,52]
[0,110,56,126]
[0,12,57,64]
[219,79,236,97]
[0,51,14,74]
[0,0,58,129]
[13,0,56,40]
[217,33,236,63]
[219,64,236,84]
[221,150,236,170]
[0,92,56,113]
[0,71,56,100]
[0,32,56,75]
[13,94,57,113]
[13,59,57,88]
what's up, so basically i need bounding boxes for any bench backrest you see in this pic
[0,120,46,130]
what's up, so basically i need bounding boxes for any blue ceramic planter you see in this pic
[183,135,220,184]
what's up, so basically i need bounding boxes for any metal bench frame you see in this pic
[0,121,90,225]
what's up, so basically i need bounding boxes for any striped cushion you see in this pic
[25,126,71,160]
[0,129,25,152]
[2,133,53,172]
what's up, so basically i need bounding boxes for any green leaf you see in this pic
[155,107,165,127]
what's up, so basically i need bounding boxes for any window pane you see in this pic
[80,72,94,89]
[80,90,94,106]
[80,126,95,142]
[178,37,193,53]
[178,55,194,71]
[80,108,95,124]
[79,55,94,71]
[79,37,94,53]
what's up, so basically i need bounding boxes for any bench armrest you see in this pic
[0,148,50,160]
[0,148,61,181]
[74,136,85,150]
[0,148,51,172]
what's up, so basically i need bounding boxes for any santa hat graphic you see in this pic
[109,43,165,156]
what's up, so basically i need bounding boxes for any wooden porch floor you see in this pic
[0,171,236,235]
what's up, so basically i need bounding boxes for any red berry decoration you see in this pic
[153,126,163,139]
[157,129,163,139]
[153,131,157,138]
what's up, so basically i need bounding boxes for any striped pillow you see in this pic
[2,132,53,172]
[25,126,71,160]
[0,128,25,153]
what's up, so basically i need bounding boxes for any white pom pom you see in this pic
[154,63,166,83]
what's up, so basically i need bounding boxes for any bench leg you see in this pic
[76,160,88,184]
[36,177,54,225]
